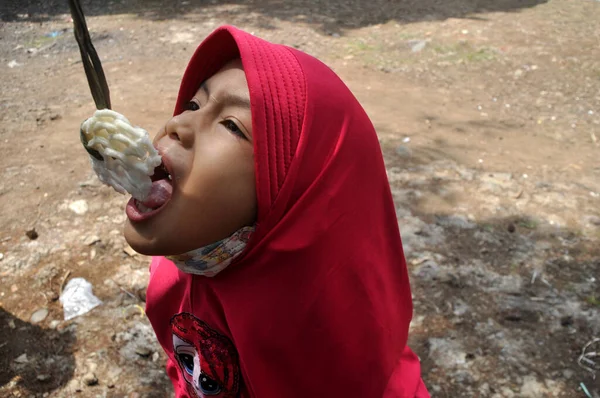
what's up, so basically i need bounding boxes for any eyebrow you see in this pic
[200,82,251,109]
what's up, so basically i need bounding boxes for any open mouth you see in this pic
[126,161,174,221]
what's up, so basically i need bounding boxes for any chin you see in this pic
[123,220,199,256]
[123,220,165,256]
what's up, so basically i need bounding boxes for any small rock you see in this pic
[48,291,59,301]
[37,374,51,382]
[26,228,39,240]
[84,235,101,246]
[0,252,3,261]
[48,320,61,329]
[124,305,143,319]
[395,145,412,158]
[152,352,160,362]
[11,284,18,292]
[428,338,467,369]
[454,370,475,384]
[562,369,574,379]
[123,245,138,257]
[86,361,98,374]
[67,379,82,392]
[435,215,475,229]
[453,299,470,316]
[68,200,89,215]
[30,308,49,324]
[78,176,102,188]
[49,114,61,121]
[585,215,600,226]
[137,287,147,302]
[107,366,123,381]
[82,372,98,386]
[135,345,152,357]
[500,386,516,397]
[112,214,126,224]
[520,375,548,397]
[408,39,427,53]
[8,60,21,68]
[14,353,28,364]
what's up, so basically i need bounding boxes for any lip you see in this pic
[125,196,169,222]
[125,146,175,223]
[154,146,176,184]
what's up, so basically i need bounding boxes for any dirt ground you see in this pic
[1,0,599,397]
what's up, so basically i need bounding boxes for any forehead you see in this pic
[201,58,247,93]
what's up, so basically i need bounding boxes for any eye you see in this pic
[185,100,200,111]
[220,119,246,140]
[178,353,194,375]
[199,372,222,395]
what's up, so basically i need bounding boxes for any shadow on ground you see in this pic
[0,307,76,395]
[378,138,600,396]
[2,0,549,30]
[406,211,600,396]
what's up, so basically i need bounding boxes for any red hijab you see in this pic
[146,25,429,397]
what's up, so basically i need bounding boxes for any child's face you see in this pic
[124,59,257,255]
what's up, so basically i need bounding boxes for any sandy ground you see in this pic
[1,0,599,397]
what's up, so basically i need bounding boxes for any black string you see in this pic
[68,0,111,110]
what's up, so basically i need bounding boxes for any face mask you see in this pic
[166,226,254,277]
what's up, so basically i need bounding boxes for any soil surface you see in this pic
[1,0,599,397]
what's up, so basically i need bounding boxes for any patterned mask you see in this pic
[166,226,254,277]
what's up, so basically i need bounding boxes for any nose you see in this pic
[161,112,195,147]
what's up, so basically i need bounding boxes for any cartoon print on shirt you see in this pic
[171,313,241,398]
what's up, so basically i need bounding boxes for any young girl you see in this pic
[123,25,429,398]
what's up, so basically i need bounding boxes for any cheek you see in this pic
[152,126,167,146]
[192,145,255,200]
[225,153,257,216]
[187,164,255,219]
[232,145,256,191]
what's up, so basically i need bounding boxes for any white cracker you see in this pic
[81,109,162,201]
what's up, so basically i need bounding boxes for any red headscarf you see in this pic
[146,25,429,397]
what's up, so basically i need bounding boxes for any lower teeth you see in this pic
[136,200,153,213]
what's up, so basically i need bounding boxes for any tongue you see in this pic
[140,179,173,209]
